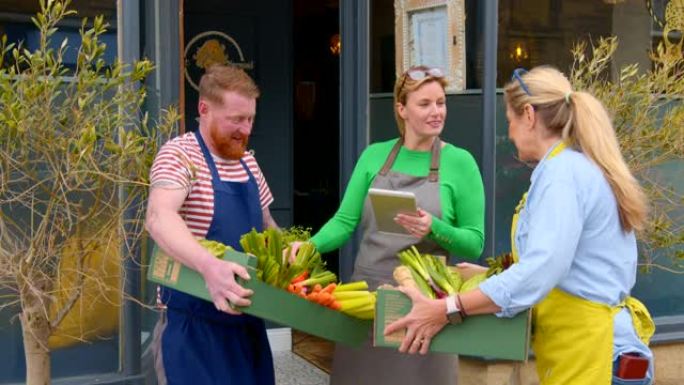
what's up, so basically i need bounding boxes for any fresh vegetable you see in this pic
[240,227,327,289]
[458,273,487,293]
[485,252,516,277]
[393,247,518,297]
[447,266,464,291]
[293,269,337,291]
[334,286,376,320]
[395,247,454,298]
[392,265,417,289]
[238,228,376,319]
[334,281,369,292]
[198,238,230,257]
[291,271,309,284]
[457,252,517,293]
[281,226,313,244]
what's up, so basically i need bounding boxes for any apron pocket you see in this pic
[612,353,652,385]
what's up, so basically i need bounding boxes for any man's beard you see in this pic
[209,123,249,160]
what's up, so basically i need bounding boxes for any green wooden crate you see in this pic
[374,288,531,361]
[148,247,371,347]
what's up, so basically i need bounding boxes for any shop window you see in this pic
[370,0,483,93]
[496,0,684,320]
[0,0,117,73]
[497,0,670,85]
[0,1,119,383]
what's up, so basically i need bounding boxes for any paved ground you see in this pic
[274,351,329,385]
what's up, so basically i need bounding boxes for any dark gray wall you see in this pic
[183,0,294,227]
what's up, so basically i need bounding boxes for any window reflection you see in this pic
[0,1,119,382]
[0,0,117,73]
[496,0,684,320]
[498,0,666,85]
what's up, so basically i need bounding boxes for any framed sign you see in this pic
[395,0,466,92]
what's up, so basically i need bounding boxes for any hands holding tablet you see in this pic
[367,188,432,237]
[395,208,432,238]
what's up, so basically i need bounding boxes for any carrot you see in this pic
[318,292,334,306]
[307,292,320,303]
[330,301,342,310]
[322,283,337,294]
[287,284,296,293]
[291,271,309,284]
[313,283,323,293]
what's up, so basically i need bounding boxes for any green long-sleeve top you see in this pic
[311,138,485,259]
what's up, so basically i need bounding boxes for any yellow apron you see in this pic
[511,142,655,384]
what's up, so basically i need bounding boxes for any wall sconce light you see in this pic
[329,33,341,56]
[510,42,529,63]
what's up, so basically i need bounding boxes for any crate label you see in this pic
[152,252,181,284]
[382,292,407,344]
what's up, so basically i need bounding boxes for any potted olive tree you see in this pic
[570,36,684,272]
[0,1,176,384]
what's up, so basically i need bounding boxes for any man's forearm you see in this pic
[146,209,214,275]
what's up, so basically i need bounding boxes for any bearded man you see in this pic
[145,65,278,385]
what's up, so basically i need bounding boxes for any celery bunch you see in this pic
[239,227,330,289]
[281,226,312,244]
[333,281,376,320]
[395,248,517,296]
[198,239,231,257]
[395,246,462,299]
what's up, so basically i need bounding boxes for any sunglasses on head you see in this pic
[511,68,531,95]
[399,67,444,92]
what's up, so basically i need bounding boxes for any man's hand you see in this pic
[199,257,253,315]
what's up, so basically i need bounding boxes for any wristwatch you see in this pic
[446,295,464,324]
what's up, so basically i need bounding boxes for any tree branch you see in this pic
[49,239,88,330]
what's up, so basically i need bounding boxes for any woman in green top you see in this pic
[296,66,485,385]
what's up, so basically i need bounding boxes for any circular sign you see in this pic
[184,31,254,91]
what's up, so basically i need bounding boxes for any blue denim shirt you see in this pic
[479,143,653,382]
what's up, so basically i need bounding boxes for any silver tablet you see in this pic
[368,188,417,234]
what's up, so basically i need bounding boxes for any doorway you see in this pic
[176,0,342,375]
[181,1,341,276]
[292,0,341,276]
[182,0,295,226]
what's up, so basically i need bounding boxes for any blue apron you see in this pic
[159,131,274,385]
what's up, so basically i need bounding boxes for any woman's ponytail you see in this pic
[569,91,648,232]
[505,66,648,232]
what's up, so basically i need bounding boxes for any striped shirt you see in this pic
[150,132,274,237]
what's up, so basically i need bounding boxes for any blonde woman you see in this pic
[386,66,655,385]
[292,65,485,384]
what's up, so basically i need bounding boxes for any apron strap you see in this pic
[378,139,404,176]
[194,130,222,185]
[428,137,441,182]
[622,296,656,345]
[378,137,441,183]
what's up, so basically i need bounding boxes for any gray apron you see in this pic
[330,138,458,385]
